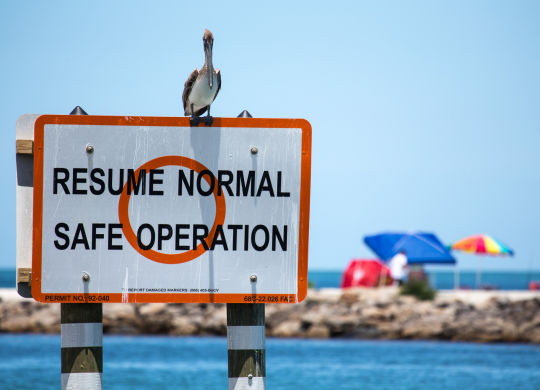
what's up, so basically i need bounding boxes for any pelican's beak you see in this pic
[204,42,213,89]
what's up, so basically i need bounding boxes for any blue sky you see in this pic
[1,1,539,271]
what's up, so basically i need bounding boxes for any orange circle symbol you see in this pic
[118,155,226,264]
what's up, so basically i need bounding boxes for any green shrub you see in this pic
[399,279,436,301]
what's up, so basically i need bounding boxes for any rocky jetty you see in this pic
[1,288,539,343]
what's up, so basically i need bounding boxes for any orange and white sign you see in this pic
[32,115,311,303]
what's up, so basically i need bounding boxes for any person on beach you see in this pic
[389,250,408,286]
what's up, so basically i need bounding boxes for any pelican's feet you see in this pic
[190,116,201,126]
[203,116,214,126]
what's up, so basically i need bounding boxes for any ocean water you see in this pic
[307,270,540,290]
[2,268,540,290]
[0,269,14,288]
[0,335,539,389]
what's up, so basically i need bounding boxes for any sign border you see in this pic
[32,115,311,304]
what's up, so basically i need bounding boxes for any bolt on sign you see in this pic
[30,115,311,304]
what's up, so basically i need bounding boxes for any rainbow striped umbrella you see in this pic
[450,234,514,288]
[450,234,514,256]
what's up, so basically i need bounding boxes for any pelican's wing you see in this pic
[213,69,221,103]
[182,68,199,115]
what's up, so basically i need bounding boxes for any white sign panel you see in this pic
[32,115,311,303]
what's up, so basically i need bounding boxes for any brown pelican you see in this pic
[182,29,221,126]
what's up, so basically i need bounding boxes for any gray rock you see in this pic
[1,289,539,343]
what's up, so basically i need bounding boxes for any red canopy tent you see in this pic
[341,259,393,288]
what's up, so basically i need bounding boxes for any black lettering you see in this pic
[227,225,242,251]
[256,171,274,197]
[53,168,70,195]
[72,168,87,195]
[217,170,234,196]
[237,171,255,196]
[149,169,164,195]
[137,223,155,250]
[197,170,215,196]
[89,168,105,195]
[91,223,105,250]
[244,224,250,251]
[193,224,209,250]
[277,171,290,197]
[251,225,269,251]
[175,224,190,250]
[108,168,124,195]
[272,225,288,251]
[178,170,194,196]
[108,224,123,250]
[127,169,146,195]
[158,224,173,250]
[210,224,228,250]
[54,223,70,250]
[71,223,90,250]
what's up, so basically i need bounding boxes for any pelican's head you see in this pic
[203,29,214,88]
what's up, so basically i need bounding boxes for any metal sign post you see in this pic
[227,110,265,390]
[227,303,265,389]
[61,303,103,389]
[61,106,103,390]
